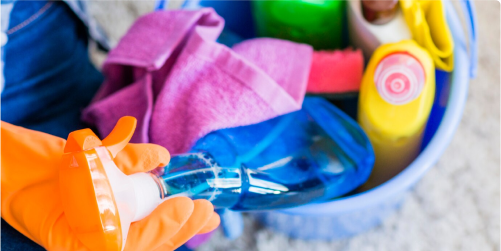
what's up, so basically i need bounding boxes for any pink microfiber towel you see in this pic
[82,8,313,153]
[306,49,364,94]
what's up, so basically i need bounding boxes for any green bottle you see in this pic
[252,0,347,50]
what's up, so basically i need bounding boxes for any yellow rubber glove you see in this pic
[400,0,454,71]
[1,121,220,251]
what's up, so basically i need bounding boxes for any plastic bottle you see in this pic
[358,40,435,190]
[252,0,347,50]
[347,0,412,59]
[154,97,375,210]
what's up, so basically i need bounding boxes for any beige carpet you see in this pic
[88,1,500,250]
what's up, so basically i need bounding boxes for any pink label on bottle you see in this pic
[374,53,425,105]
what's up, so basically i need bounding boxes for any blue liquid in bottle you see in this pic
[153,97,374,211]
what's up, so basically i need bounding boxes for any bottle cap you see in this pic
[361,0,398,25]
[59,117,137,251]
[374,52,425,105]
[362,0,398,12]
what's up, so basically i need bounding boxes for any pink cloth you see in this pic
[82,8,313,153]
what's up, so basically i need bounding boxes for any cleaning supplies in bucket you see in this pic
[252,0,347,50]
[358,40,435,189]
[59,97,374,250]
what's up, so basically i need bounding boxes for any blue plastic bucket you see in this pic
[155,0,477,240]
[254,0,477,239]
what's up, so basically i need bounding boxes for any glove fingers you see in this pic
[159,199,216,251]
[124,197,194,251]
[197,212,220,235]
[114,143,170,175]
[151,212,220,251]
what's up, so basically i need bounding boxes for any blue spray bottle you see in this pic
[155,97,375,210]
[59,98,375,249]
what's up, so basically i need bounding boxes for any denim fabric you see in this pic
[1,1,15,92]
[1,1,103,249]
[1,1,103,138]
[1,219,45,251]
[0,0,110,93]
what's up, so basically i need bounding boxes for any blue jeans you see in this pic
[1,1,103,250]
[1,0,103,138]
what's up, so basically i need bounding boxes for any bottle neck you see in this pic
[129,172,164,221]
[151,153,244,209]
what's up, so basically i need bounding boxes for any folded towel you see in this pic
[82,8,313,153]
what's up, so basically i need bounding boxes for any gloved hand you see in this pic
[1,121,220,251]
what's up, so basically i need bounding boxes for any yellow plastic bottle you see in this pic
[358,40,435,189]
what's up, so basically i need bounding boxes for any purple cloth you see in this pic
[185,231,214,249]
[82,8,313,154]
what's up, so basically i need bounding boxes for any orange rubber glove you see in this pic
[1,121,220,251]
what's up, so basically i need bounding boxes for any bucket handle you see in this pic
[458,0,478,78]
